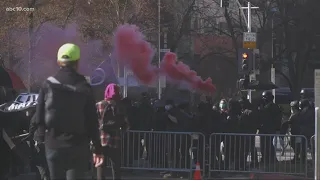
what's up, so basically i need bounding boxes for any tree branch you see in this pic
[170,0,196,51]
[63,0,77,28]
[275,68,292,90]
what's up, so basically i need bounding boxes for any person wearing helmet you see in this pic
[298,99,315,156]
[287,100,305,161]
[238,97,259,165]
[300,89,314,108]
[34,43,104,180]
[258,91,282,163]
[300,89,311,100]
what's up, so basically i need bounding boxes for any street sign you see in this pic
[159,49,170,61]
[243,32,257,49]
[160,49,170,52]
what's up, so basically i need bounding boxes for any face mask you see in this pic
[165,105,172,111]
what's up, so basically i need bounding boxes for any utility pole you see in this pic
[247,2,252,102]
[123,66,128,98]
[314,70,320,180]
[271,17,276,103]
[157,0,161,100]
[240,2,258,102]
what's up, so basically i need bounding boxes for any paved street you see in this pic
[9,171,191,180]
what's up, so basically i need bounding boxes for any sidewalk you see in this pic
[251,173,309,179]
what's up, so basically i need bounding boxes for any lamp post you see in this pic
[157,0,161,100]
[271,8,278,102]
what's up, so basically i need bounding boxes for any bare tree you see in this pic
[76,0,158,77]
[272,0,320,96]
[248,0,320,97]
[195,0,320,97]
[78,0,157,43]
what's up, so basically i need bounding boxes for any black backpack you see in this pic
[101,101,126,132]
[44,76,89,134]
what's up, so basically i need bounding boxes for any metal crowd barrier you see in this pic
[208,133,309,178]
[311,135,315,170]
[112,130,206,177]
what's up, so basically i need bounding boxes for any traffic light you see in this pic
[238,48,253,74]
[253,49,260,74]
[220,0,229,7]
[242,52,249,71]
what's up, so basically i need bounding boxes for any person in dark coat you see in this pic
[0,111,11,180]
[295,99,314,162]
[258,91,282,163]
[287,100,305,161]
[35,43,103,180]
[239,97,259,167]
[223,99,242,168]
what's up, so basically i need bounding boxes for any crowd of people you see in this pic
[0,43,316,180]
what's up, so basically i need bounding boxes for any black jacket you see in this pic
[259,102,282,133]
[299,107,315,137]
[35,67,101,153]
[239,109,258,134]
[288,111,301,135]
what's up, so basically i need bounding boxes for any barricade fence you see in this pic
[311,135,315,170]
[208,133,309,178]
[99,131,312,178]
[102,130,206,177]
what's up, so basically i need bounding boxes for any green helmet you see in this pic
[57,43,80,62]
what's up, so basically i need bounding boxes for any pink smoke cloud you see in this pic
[113,24,216,93]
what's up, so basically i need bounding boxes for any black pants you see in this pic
[97,147,121,180]
[45,145,90,180]
[33,144,50,180]
[0,141,10,179]
[260,136,277,163]
[290,137,307,161]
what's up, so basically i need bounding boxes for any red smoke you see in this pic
[114,25,156,84]
[114,24,216,93]
[160,52,216,93]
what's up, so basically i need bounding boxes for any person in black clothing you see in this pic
[137,92,154,131]
[0,111,11,180]
[258,91,282,163]
[223,99,241,168]
[23,112,50,180]
[300,89,314,104]
[287,100,305,161]
[34,43,104,180]
[298,99,314,161]
[299,99,315,141]
[239,97,258,167]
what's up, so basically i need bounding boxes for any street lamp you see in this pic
[270,7,279,103]
[157,0,161,100]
